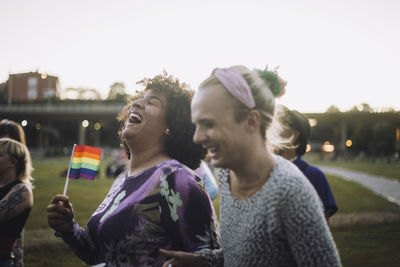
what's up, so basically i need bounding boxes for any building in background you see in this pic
[2,71,59,103]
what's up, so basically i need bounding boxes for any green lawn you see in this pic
[26,156,114,230]
[26,243,89,267]
[302,155,400,266]
[326,174,400,213]
[23,156,400,267]
[326,174,400,266]
[332,223,400,267]
[304,153,400,181]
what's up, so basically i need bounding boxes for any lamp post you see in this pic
[41,72,52,105]
[7,73,12,105]
[79,120,89,145]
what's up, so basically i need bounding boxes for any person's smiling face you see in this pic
[123,90,168,149]
[191,84,248,169]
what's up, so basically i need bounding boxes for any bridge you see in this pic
[0,103,125,120]
[0,103,126,153]
[1,103,399,155]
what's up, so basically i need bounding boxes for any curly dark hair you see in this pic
[117,71,206,169]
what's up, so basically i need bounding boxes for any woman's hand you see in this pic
[160,249,203,267]
[46,194,75,233]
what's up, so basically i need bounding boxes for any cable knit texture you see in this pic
[199,156,341,267]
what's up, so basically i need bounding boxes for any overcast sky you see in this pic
[1,0,399,112]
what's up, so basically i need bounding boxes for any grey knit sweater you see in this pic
[199,156,341,267]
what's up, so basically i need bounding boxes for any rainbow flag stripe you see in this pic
[69,145,102,180]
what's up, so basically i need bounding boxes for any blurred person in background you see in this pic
[195,154,219,201]
[0,120,26,146]
[277,106,338,223]
[0,138,34,267]
[106,148,128,178]
[47,72,219,266]
[0,119,29,267]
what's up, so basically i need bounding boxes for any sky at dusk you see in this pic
[1,0,399,112]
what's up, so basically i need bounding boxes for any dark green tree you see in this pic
[326,105,340,113]
[107,82,128,102]
[371,122,396,156]
[359,103,372,113]
[64,87,102,100]
[352,121,374,155]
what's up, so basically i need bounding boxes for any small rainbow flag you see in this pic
[68,145,102,180]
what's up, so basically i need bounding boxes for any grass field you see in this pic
[26,156,114,230]
[327,173,400,267]
[22,155,400,267]
[304,153,400,181]
[326,174,399,213]
[332,223,400,266]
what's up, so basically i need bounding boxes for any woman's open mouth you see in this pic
[129,113,143,124]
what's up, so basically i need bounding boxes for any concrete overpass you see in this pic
[0,102,125,120]
[0,102,125,152]
[1,103,399,155]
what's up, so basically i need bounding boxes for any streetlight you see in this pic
[82,120,89,128]
[94,122,101,131]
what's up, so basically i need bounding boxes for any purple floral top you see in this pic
[58,159,220,267]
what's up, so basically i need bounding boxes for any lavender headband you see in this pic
[213,68,256,109]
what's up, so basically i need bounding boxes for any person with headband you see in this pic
[277,106,338,223]
[0,138,34,267]
[161,65,341,267]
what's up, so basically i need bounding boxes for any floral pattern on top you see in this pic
[58,159,220,267]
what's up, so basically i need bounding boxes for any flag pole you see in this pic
[63,144,76,195]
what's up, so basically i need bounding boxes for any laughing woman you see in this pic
[47,72,220,267]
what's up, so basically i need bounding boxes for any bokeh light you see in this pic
[322,141,334,152]
[306,144,311,153]
[94,122,101,131]
[309,118,318,127]
[346,140,352,147]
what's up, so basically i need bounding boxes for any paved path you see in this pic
[318,165,400,206]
